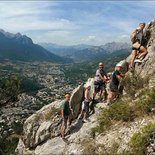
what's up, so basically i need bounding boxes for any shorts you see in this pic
[61,115,69,129]
[82,100,89,114]
[132,40,141,51]
[110,83,119,92]
[94,81,106,93]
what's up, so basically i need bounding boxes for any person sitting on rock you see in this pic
[78,83,92,123]
[130,22,148,68]
[60,94,73,139]
[107,63,124,105]
[93,62,108,102]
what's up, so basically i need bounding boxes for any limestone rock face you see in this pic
[22,100,62,149]
[134,20,155,77]
[119,20,155,78]
[16,85,84,154]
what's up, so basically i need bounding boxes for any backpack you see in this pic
[130,29,137,43]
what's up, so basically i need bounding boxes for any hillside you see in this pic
[15,20,155,155]
[0,29,72,63]
[62,49,130,85]
[40,42,131,62]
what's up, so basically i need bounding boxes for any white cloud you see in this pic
[83,35,96,42]
[0,1,154,45]
[0,18,78,33]
[32,30,82,45]
[0,1,79,33]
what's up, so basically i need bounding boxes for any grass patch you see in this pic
[93,99,136,133]
[82,140,121,155]
[122,71,150,98]
[82,140,97,155]
[134,88,155,116]
[94,88,155,134]
[43,107,60,121]
[129,123,155,155]
[34,107,60,122]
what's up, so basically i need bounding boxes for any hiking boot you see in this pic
[134,59,142,63]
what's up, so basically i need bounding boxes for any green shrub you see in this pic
[134,88,155,116]
[0,137,19,155]
[106,100,135,122]
[122,71,149,97]
[94,87,155,134]
[94,100,136,133]
[3,75,21,101]
[12,121,23,135]
[129,123,155,155]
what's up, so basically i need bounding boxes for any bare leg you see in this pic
[130,50,137,68]
[61,124,66,138]
[83,112,87,120]
[78,111,84,120]
[107,91,115,105]
[102,89,107,101]
[139,46,148,59]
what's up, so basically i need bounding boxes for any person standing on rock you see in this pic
[93,62,108,102]
[78,82,92,123]
[130,22,148,69]
[60,94,72,139]
[106,63,124,105]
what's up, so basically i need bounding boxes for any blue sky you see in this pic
[0,1,155,45]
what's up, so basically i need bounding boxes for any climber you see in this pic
[106,63,124,105]
[106,72,112,96]
[93,62,108,102]
[130,22,148,68]
[60,94,73,139]
[78,82,92,123]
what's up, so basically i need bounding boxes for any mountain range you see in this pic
[0,29,72,63]
[40,42,131,62]
[0,29,131,63]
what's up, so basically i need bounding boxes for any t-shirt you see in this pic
[111,70,121,86]
[95,69,107,82]
[136,27,143,44]
[60,100,70,116]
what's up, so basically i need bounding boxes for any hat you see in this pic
[116,63,122,67]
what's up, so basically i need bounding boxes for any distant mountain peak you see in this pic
[0,29,33,45]
[0,29,72,63]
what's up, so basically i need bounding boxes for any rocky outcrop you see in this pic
[96,116,155,154]
[27,102,105,155]
[119,20,155,78]
[16,85,84,154]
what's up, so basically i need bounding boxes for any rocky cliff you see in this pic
[16,20,155,155]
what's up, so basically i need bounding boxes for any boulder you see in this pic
[70,85,84,120]
[34,137,66,155]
